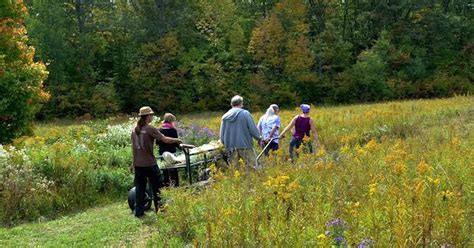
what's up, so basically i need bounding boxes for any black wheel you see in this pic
[127,187,153,211]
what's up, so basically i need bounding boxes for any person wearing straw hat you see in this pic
[131,106,182,217]
[280,104,320,161]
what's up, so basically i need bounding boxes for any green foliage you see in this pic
[17,0,474,118]
[0,1,49,144]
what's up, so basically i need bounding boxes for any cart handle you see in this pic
[257,137,280,161]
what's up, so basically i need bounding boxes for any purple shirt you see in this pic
[293,116,311,140]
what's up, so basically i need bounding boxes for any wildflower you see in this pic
[209,164,217,174]
[393,162,407,175]
[340,144,351,154]
[427,177,440,186]
[326,218,348,230]
[368,183,378,196]
[288,180,299,192]
[317,233,328,240]
[415,181,425,195]
[355,144,367,157]
[233,170,241,179]
[238,158,245,167]
[416,160,431,175]
[358,238,376,248]
[364,139,378,151]
[317,146,327,157]
[335,236,344,244]
[440,190,455,200]
[450,137,460,146]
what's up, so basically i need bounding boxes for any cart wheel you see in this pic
[127,187,153,211]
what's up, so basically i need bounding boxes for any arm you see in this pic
[280,115,298,138]
[246,112,261,141]
[150,126,182,145]
[266,116,281,141]
[310,118,320,146]
[159,135,182,145]
[219,120,225,145]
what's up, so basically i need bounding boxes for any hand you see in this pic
[175,138,183,144]
[264,137,271,143]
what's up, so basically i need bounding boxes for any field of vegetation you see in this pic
[0,96,472,247]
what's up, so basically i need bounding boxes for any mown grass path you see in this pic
[0,202,159,247]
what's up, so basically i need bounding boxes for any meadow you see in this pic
[0,96,472,247]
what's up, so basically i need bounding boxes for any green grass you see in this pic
[0,202,159,247]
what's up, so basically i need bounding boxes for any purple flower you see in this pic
[335,236,344,243]
[358,238,375,248]
[327,218,348,229]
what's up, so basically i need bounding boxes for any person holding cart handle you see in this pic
[257,104,281,156]
[131,106,182,217]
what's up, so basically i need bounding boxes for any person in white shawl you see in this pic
[257,104,281,156]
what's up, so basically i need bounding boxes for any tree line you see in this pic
[1,0,473,142]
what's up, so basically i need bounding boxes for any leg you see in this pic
[289,138,302,161]
[148,165,164,212]
[162,169,171,187]
[240,148,258,171]
[134,167,147,217]
[170,168,179,187]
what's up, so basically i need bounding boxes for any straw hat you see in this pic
[139,106,154,116]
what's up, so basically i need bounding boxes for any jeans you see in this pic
[262,141,279,156]
[134,165,163,216]
[289,138,313,161]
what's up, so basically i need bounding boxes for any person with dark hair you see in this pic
[131,106,182,217]
[157,113,180,187]
[280,104,320,161]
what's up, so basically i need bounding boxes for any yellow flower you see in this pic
[238,158,245,167]
[439,190,455,199]
[415,181,425,195]
[364,139,378,151]
[317,233,328,240]
[393,162,407,175]
[369,183,378,196]
[209,164,217,174]
[427,177,440,186]
[451,137,460,146]
[416,160,431,175]
[288,180,300,192]
[234,170,241,179]
[317,146,326,157]
[356,144,367,157]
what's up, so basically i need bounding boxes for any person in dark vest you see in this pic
[131,106,182,217]
[157,113,180,187]
[280,104,320,161]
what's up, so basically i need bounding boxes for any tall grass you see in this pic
[149,96,473,247]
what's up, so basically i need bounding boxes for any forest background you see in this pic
[1,0,473,143]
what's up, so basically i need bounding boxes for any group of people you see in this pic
[130,95,319,217]
[220,95,319,169]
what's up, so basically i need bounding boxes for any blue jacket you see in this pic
[220,108,261,149]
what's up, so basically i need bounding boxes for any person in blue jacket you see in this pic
[220,95,262,170]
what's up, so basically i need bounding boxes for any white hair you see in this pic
[231,95,243,107]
